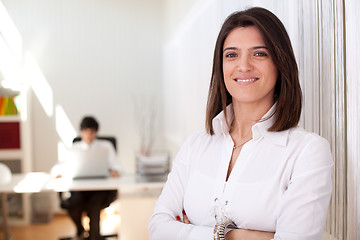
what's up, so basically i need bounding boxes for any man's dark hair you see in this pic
[80,116,99,131]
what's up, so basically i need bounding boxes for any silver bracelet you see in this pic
[213,218,237,240]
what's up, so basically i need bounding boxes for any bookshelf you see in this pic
[0,89,32,225]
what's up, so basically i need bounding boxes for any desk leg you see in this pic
[1,193,12,240]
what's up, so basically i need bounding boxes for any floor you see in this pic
[1,214,81,240]
[1,194,158,240]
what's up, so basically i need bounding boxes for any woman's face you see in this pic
[222,26,278,107]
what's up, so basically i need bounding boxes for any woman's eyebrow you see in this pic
[252,46,268,50]
[223,47,238,52]
[223,46,268,52]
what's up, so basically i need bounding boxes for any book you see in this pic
[0,122,21,149]
[0,96,19,115]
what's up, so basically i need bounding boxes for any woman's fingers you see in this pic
[183,213,190,224]
[182,210,191,224]
[175,210,191,224]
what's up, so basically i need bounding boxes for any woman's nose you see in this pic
[236,56,252,72]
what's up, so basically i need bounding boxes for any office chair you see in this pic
[72,136,117,151]
[59,136,119,240]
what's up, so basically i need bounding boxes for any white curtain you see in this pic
[298,1,347,239]
[345,0,360,239]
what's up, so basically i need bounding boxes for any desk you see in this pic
[0,173,165,240]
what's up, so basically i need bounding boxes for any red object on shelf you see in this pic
[0,122,21,149]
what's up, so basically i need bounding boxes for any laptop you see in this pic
[66,147,110,179]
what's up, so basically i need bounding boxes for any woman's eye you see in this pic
[225,52,237,58]
[254,52,268,57]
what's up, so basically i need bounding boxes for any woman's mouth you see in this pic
[233,77,259,84]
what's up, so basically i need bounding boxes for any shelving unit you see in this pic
[0,89,32,225]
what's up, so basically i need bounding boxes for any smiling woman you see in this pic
[149,7,332,240]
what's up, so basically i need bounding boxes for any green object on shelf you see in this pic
[0,96,19,115]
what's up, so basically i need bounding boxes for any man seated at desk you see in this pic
[57,116,121,240]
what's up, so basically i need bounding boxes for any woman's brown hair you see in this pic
[205,7,302,135]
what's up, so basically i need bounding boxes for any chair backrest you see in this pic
[72,136,117,152]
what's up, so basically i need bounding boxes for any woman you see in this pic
[149,7,332,240]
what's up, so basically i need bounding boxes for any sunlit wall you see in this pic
[2,0,164,173]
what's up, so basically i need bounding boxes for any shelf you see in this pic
[0,115,21,122]
[0,193,30,226]
[0,88,31,226]
[0,150,23,160]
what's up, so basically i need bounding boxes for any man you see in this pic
[61,116,121,240]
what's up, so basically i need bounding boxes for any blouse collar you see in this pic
[212,103,290,146]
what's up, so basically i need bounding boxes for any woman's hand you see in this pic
[226,229,275,240]
[176,210,191,224]
[174,211,274,240]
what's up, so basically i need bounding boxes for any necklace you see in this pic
[230,124,253,150]
[233,137,252,150]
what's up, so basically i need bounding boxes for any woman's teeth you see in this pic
[234,78,258,82]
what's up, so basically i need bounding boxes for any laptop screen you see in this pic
[66,147,110,179]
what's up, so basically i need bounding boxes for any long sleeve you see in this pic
[273,135,333,240]
[148,136,214,240]
[105,141,121,173]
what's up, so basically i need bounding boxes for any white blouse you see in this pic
[149,105,333,240]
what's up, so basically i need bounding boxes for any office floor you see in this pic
[1,214,78,240]
[0,195,158,240]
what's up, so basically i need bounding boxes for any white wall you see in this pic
[162,0,222,156]
[2,0,164,173]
